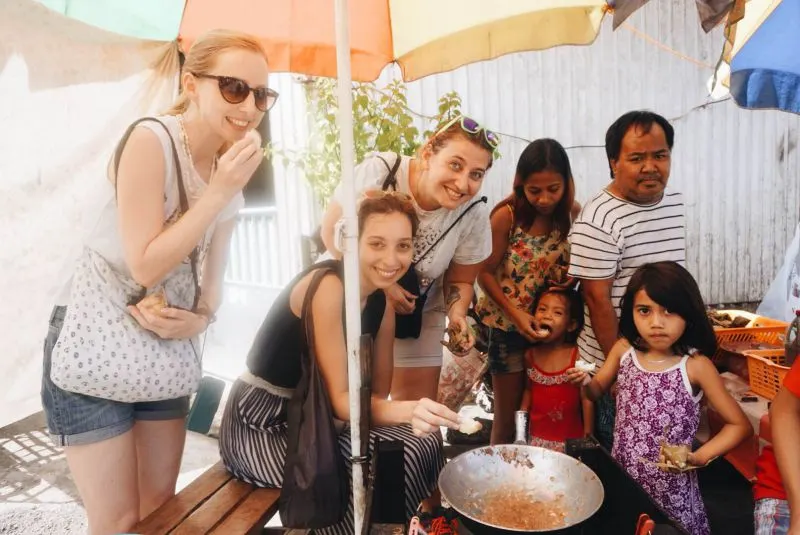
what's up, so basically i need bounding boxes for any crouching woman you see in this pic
[219,192,462,534]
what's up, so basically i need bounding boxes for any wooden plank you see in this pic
[208,487,281,535]
[132,462,232,535]
[171,479,255,535]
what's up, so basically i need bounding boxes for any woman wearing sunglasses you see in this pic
[40,30,275,535]
[321,116,498,402]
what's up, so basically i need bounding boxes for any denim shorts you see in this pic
[754,498,791,534]
[41,306,189,447]
[486,327,528,375]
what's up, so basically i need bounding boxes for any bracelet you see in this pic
[200,311,217,326]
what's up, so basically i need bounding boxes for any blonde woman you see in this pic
[320,117,498,402]
[41,30,274,534]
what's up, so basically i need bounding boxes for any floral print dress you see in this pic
[475,206,570,331]
[611,347,710,535]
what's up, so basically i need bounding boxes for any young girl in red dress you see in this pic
[520,286,592,451]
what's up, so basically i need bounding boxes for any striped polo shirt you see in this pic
[567,189,686,366]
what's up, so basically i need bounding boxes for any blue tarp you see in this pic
[730,0,800,114]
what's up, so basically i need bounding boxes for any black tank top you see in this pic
[246,260,387,389]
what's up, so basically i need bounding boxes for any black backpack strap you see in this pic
[113,117,200,311]
[377,153,402,191]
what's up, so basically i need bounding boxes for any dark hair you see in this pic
[605,110,675,178]
[358,191,420,237]
[492,139,575,237]
[425,117,494,169]
[532,285,584,344]
[619,262,717,356]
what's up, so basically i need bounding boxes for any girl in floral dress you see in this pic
[568,262,753,534]
[476,139,582,444]
[520,286,592,452]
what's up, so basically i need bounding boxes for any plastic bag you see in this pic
[758,221,800,322]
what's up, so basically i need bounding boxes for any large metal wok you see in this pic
[439,445,604,533]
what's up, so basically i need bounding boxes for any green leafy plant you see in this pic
[271,77,463,206]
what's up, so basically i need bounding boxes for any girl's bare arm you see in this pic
[688,356,753,465]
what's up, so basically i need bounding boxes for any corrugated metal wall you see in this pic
[267,73,320,283]
[385,0,800,305]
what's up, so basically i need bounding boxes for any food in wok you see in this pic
[471,485,568,530]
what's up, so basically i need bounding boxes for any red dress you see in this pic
[526,347,584,451]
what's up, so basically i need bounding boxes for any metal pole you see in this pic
[332,0,366,532]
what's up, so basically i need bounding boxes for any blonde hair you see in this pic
[162,29,269,116]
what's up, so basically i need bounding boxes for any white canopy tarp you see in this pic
[0,0,174,427]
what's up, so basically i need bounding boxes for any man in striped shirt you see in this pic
[568,110,686,447]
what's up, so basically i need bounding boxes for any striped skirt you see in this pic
[219,378,446,534]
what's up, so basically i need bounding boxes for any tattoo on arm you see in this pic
[446,285,461,310]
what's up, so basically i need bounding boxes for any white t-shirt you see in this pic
[332,152,492,312]
[54,115,244,305]
[567,189,686,366]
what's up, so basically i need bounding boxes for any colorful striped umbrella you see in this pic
[38,0,612,81]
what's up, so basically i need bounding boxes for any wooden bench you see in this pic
[132,461,280,535]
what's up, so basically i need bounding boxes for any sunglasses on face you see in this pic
[435,115,500,154]
[192,73,278,112]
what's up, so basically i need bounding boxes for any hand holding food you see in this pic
[410,397,461,437]
[574,359,597,374]
[441,319,474,355]
[658,443,690,470]
[136,289,168,316]
[566,367,592,386]
[209,128,264,200]
[511,310,541,341]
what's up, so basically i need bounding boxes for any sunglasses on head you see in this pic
[192,73,278,112]
[435,115,500,154]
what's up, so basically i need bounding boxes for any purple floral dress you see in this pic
[611,347,710,535]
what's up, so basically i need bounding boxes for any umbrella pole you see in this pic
[333,0,367,533]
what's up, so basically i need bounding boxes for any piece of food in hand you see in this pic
[574,360,596,374]
[458,417,483,435]
[441,322,472,353]
[137,290,168,314]
[658,443,690,469]
[530,322,552,338]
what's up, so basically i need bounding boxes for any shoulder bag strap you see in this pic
[415,196,488,298]
[378,153,403,191]
[417,196,488,262]
[300,268,336,362]
[113,117,201,311]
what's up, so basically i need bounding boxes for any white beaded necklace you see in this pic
[177,114,217,199]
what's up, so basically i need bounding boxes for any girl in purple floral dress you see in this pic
[568,262,753,535]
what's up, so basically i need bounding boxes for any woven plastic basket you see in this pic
[743,349,789,400]
[712,310,787,364]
